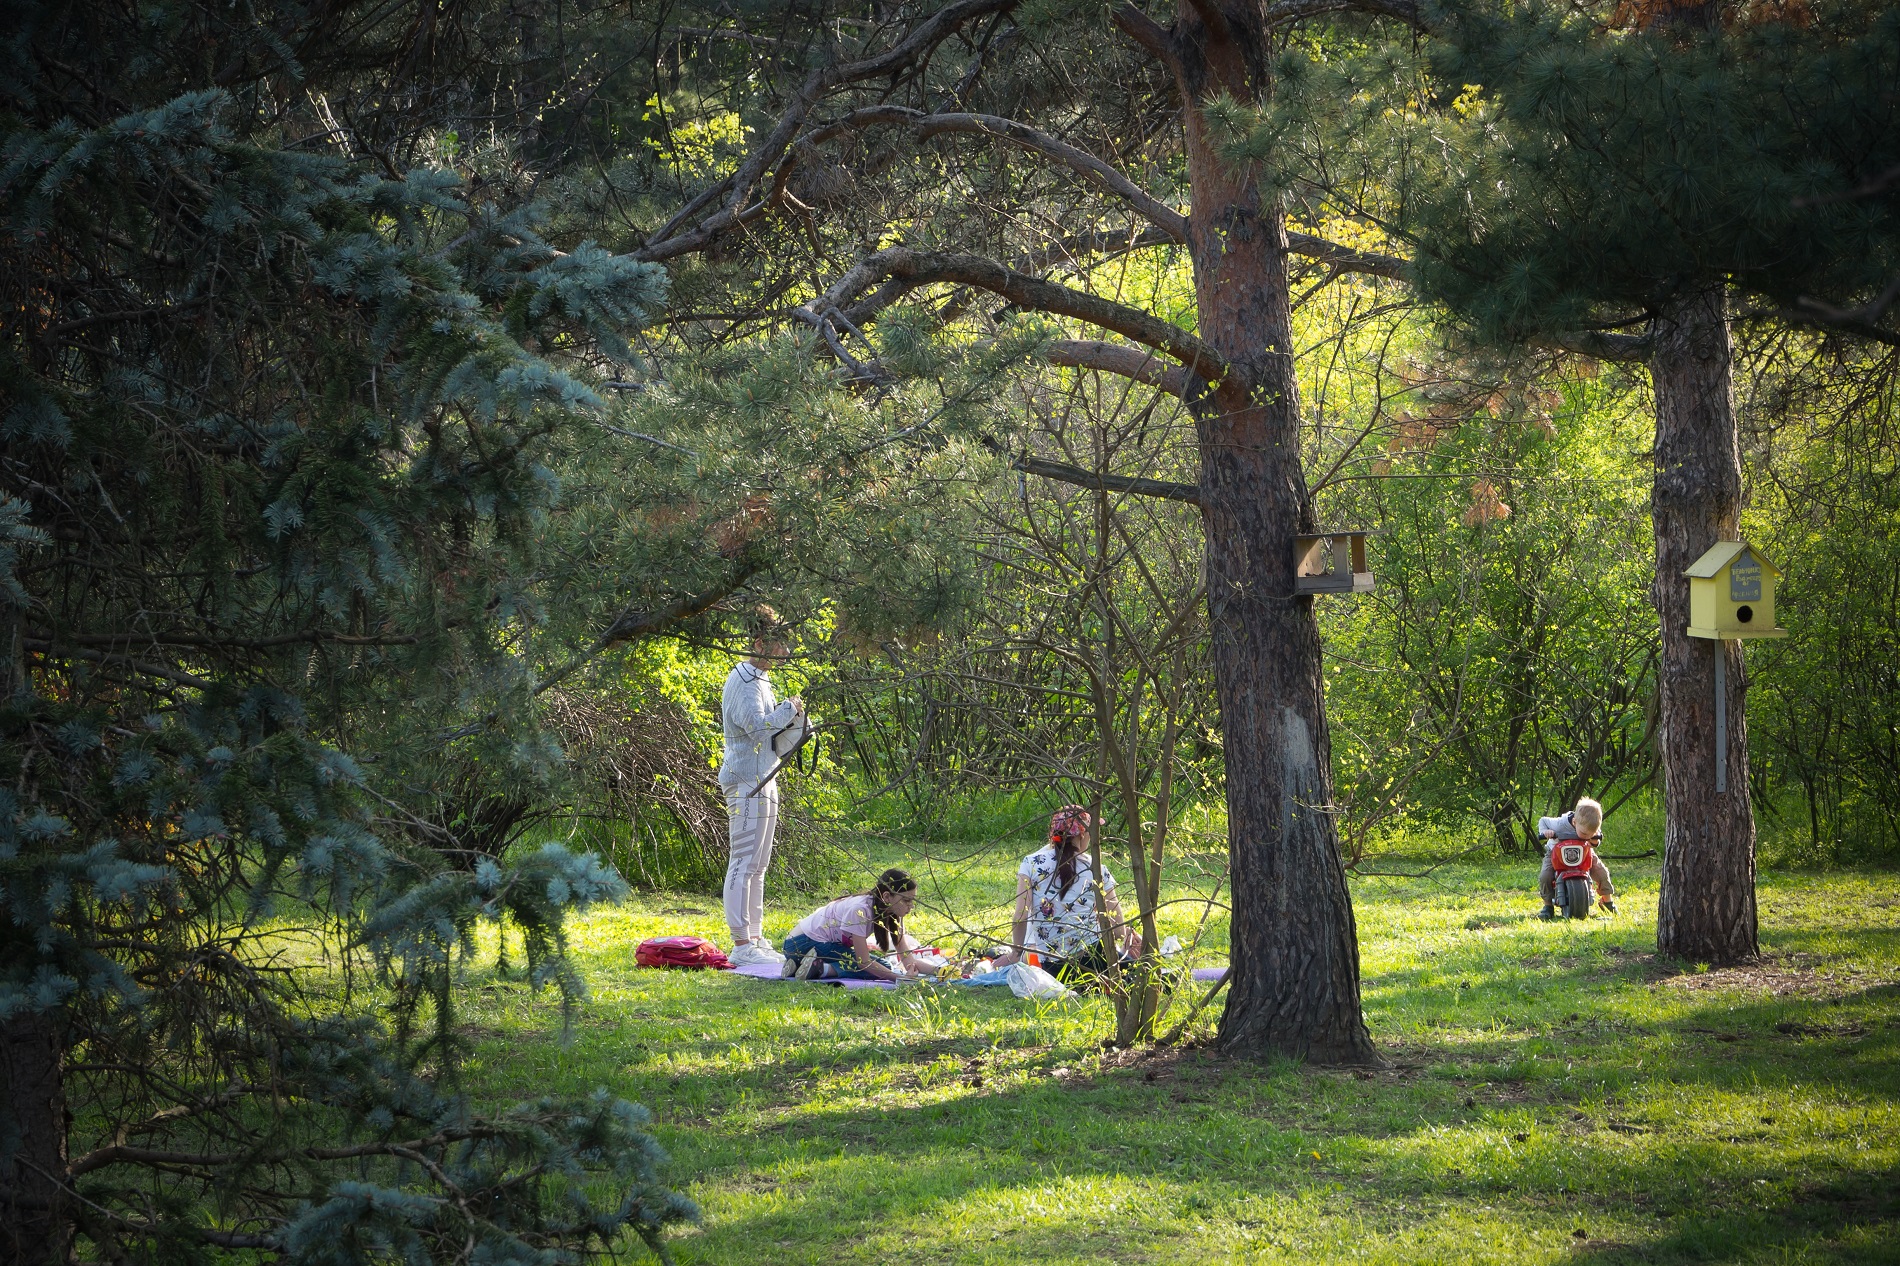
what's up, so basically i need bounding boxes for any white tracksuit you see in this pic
[719,662,800,944]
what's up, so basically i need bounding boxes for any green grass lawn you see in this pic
[459,843,1900,1264]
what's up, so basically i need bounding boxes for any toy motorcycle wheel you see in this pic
[1563,876,1593,920]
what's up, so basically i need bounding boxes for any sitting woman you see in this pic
[993,805,1138,981]
[780,867,933,981]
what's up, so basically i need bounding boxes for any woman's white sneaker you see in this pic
[728,941,783,967]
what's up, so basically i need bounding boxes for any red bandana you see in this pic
[1049,804,1091,845]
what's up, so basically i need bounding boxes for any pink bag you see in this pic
[635,935,734,970]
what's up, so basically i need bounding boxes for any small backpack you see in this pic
[635,936,734,970]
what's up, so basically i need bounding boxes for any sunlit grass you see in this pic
[457,841,1900,1265]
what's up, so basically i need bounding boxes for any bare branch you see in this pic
[28,628,418,651]
[69,1128,499,1179]
[533,560,765,698]
[1016,454,1200,505]
[23,639,213,690]
[844,228,1180,329]
[1793,272,1900,332]
[1539,329,1654,362]
[807,247,1237,404]
[1113,4,1177,65]
[985,438,1201,505]
[1285,231,1407,280]
[1046,339,1191,398]
[1767,304,1900,349]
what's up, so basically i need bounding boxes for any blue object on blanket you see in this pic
[951,968,1015,986]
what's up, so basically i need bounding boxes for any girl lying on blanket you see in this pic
[780,868,937,981]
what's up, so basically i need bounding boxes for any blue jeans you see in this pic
[781,932,879,980]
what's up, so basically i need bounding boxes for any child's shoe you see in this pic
[1599,896,1618,913]
[780,952,801,978]
[794,950,826,980]
[1537,904,1556,921]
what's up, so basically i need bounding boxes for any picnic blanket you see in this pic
[953,966,1228,985]
[731,963,1229,989]
[730,961,896,989]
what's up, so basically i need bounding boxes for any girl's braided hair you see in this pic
[868,867,917,952]
[1048,805,1091,896]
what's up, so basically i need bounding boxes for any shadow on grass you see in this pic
[1574,1170,1900,1265]
[650,1054,1900,1264]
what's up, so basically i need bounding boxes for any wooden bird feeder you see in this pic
[1295,530,1375,595]
[1685,540,1786,640]
[1684,538,1786,794]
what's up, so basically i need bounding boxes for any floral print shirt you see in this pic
[1018,845,1114,960]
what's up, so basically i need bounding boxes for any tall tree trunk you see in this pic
[1156,2,1378,1064]
[1650,285,1759,964]
[1,1010,70,1263]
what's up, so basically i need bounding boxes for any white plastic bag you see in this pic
[1006,961,1070,1001]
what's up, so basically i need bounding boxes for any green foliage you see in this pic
[1321,364,1660,854]
[5,0,1896,1248]
[1742,339,1900,863]
[1399,0,1900,341]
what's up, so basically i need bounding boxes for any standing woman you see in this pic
[994,805,1139,980]
[718,609,804,967]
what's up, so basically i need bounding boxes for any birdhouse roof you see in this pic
[1684,539,1781,580]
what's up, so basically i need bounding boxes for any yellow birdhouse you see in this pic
[1685,540,1786,639]
[1295,530,1374,595]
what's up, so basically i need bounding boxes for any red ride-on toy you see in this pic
[1550,837,1600,920]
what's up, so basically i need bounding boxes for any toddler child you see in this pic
[1537,796,1617,918]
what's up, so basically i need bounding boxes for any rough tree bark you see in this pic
[1,1010,69,1263]
[1127,1,1380,1064]
[1650,286,1759,964]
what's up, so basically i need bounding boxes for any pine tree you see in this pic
[0,3,701,1258]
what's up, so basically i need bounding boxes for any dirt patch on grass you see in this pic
[1095,1044,1201,1076]
[1653,953,1888,1000]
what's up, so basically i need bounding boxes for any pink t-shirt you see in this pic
[791,894,876,945]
